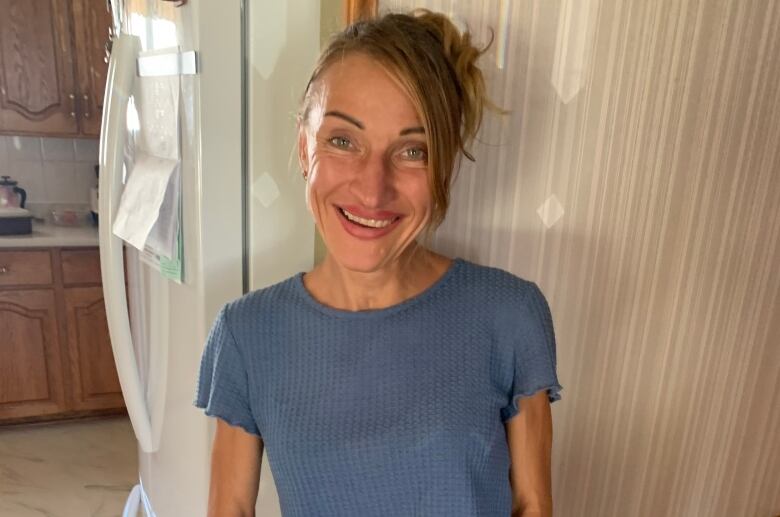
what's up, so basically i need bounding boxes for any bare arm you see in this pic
[505,389,554,517]
[207,418,264,517]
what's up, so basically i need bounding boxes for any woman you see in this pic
[195,9,562,517]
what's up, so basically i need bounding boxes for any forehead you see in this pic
[313,53,422,126]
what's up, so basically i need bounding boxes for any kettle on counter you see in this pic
[0,175,27,208]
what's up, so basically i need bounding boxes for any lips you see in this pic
[334,204,403,239]
[339,204,402,221]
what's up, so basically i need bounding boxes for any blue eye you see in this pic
[402,146,428,161]
[328,136,352,149]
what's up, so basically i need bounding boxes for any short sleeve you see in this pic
[500,281,563,422]
[194,305,261,436]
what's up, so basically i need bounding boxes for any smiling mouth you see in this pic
[337,206,401,229]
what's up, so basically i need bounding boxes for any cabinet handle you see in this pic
[83,93,90,119]
[0,265,9,274]
[68,93,77,118]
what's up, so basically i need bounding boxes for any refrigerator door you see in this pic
[101,0,245,515]
[102,0,320,514]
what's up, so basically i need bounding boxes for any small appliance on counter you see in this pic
[0,175,32,235]
[0,206,33,235]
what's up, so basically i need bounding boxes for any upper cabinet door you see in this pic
[0,0,80,136]
[71,0,112,137]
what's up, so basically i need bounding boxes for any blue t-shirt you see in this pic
[194,257,563,516]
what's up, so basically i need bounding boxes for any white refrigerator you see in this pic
[98,1,320,515]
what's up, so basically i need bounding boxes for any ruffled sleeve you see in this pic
[194,304,261,436]
[500,281,563,422]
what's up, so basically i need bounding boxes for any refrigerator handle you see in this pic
[99,34,159,453]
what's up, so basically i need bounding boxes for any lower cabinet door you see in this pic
[63,286,125,411]
[0,289,67,419]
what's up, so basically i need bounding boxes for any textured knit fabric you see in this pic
[194,257,563,517]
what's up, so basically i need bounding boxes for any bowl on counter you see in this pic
[49,205,93,227]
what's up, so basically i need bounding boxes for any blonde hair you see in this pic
[298,8,496,229]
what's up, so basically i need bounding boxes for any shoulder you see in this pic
[220,273,302,329]
[453,259,548,326]
[455,258,537,303]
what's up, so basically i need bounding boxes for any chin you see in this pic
[328,249,394,273]
[320,218,427,273]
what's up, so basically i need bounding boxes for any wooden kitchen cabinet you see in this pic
[0,247,125,424]
[63,286,123,411]
[70,0,114,136]
[0,0,79,135]
[0,0,112,137]
[0,288,68,420]
[0,249,53,286]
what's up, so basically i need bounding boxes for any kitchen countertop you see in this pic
[0,221,99,248]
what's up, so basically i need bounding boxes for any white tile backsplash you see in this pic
[1,136,98,206]
[74,162,99,189]
[41,137,76,161]
[0,136,8,167]
[73,138,99,162]
[8,160,45,205]
[44,162,90,204]
[7,136,42,161]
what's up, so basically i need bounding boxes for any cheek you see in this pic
[308,155,336,193]
[400,174,434,217]
[305,154,348,216]
[309,153,361,190]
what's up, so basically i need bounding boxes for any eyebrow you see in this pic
[324,111,364,129]
[324,110,426,136]
[399,126,425,136]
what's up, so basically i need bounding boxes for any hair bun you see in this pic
[410,8,492,154]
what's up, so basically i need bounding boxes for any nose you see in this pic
[350,152,395,208]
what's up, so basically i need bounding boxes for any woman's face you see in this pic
[299,53,432,273]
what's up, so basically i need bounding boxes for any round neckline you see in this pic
[294,257,464,319]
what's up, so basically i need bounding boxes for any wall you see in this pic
[320,0,343,46]
[0,135,98,211]
[380,1,780,516]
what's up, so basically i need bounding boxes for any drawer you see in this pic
[0,250,53,286]
[61,249,102,285]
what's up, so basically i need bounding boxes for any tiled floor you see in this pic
[0,416,137,517]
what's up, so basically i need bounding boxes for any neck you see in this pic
[304,245,451,311]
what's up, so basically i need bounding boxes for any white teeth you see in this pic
[341,208,396,228]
